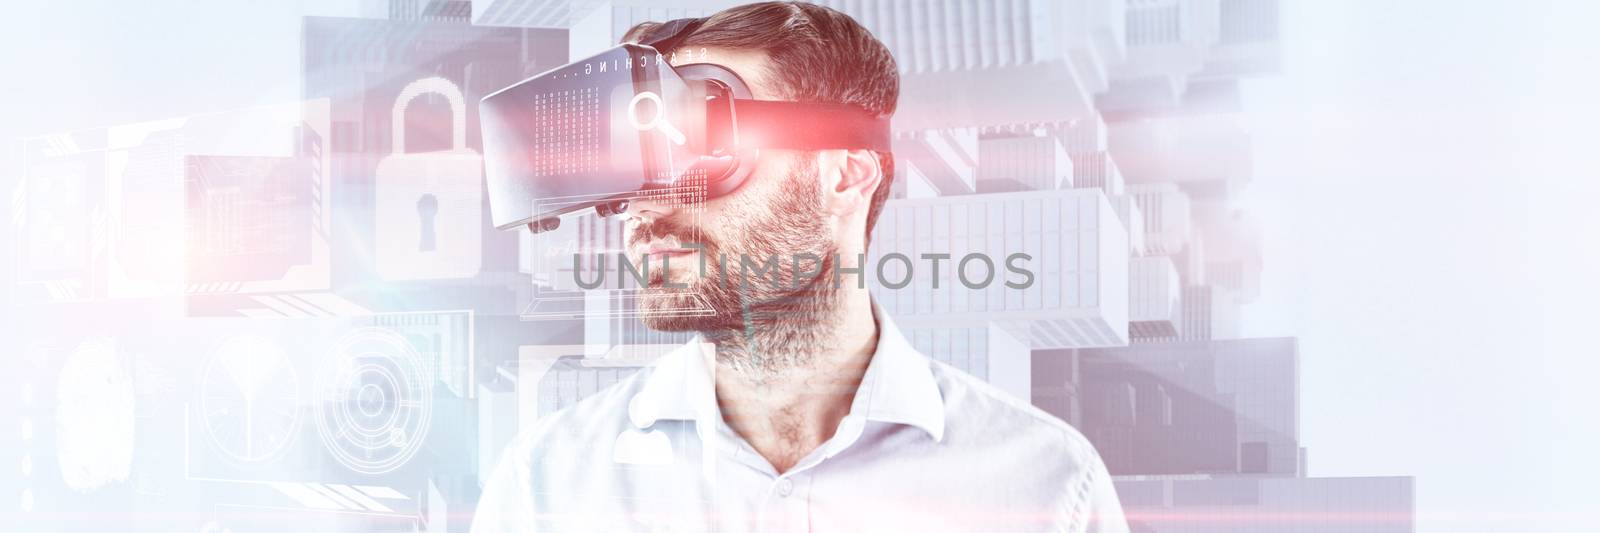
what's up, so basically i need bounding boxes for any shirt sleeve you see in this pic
[471,439,537,533]
[1077,452,1131,533]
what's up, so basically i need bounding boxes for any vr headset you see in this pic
[480,17,892,232]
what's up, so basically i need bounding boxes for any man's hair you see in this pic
[622,1,898,249]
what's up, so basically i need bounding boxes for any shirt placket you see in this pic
[709,417,828,533]
[760,471,812,533]
[697,341,891,533]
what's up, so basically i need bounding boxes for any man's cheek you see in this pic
[678,251,716,284]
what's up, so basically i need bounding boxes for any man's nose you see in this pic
[623,193,676,225]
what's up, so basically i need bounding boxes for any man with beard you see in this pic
[473,2,1127,532]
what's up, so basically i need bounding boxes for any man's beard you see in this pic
[631,160,842,380]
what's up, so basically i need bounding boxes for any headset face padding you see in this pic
[671,63,761,200]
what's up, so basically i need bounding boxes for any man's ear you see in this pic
[821,149,882,217]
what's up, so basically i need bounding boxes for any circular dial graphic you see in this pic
[200,335,301,464]
[313,328,433,475]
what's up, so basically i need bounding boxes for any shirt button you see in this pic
[775,478,794,497]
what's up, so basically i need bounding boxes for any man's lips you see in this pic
[646,250,693,260]
[641,246,696,261]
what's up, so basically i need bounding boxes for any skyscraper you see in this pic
[1072,338,1301,477]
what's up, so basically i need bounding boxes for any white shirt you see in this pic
[473,305,1128,532]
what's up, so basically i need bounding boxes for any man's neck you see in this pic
[706,285,878,474]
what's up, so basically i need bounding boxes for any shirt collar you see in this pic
[626,337,717,431]
[626,302,947,442]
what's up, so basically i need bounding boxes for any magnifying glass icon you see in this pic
[628,91,687,146]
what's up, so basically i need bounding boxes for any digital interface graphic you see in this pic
[313,328,435,476]
[7,1,1599,532]
[521,186,714,323]
[185,156,315,285]
[53,339,136,494]
[374,77,485,282]
[199,335,302,465]
[526,87,602,178]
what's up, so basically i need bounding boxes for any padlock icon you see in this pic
[375,77,484,281]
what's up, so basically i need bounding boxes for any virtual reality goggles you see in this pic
[480,18,893,232]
